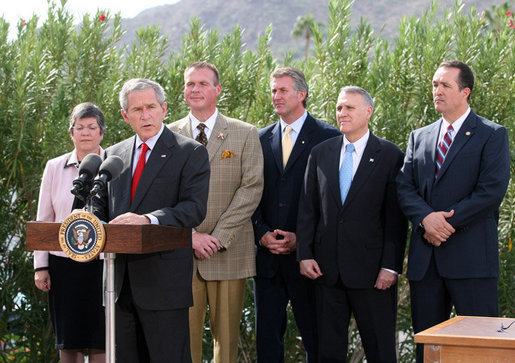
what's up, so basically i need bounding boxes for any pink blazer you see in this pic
[34,148,104,269]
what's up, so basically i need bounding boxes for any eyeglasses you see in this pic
[73,126,99,133]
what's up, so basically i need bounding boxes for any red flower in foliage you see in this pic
[507,10,515,29]
[99,13,106,21]
[21,19,26,26]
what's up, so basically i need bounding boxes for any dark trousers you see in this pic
[410,254,498,363]
[254,274,318,363]
[315,279,398,363]
[116,275,192,363]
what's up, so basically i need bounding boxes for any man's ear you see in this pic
[121,109,129,124]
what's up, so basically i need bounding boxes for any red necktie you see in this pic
[435,125,454,175]
[131,143,149,202]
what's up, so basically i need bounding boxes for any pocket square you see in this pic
[221,150,236,159]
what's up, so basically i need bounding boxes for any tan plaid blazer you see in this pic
[169,113,263,280]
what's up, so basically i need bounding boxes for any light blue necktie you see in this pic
[339,143,355,204]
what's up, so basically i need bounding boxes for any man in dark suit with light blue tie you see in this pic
[252,67,340,362]
[396,60,510,362]
[97,78,210,362]
[297,86,407,362]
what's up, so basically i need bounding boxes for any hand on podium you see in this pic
[110,212,150,225]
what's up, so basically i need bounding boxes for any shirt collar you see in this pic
[189,108,218,133]
[441,106,470,135]
[343,130,370,158]
[65,149,80,168]
[135,123,165,151]
[65,147,105,168]
[280,110,307,135]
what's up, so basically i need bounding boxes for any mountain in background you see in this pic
[118,0,511,57]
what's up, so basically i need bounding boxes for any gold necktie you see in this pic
[282,126,293,168]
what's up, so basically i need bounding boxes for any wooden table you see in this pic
[414,316,515,362]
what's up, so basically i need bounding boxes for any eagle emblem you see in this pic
[71,224,93,250]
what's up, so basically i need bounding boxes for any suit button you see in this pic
[279,203,285,207]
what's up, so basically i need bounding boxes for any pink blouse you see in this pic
[34,148,104,269]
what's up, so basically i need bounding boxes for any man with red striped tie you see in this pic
[396,60,510,363]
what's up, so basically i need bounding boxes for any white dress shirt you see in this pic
[280,110,308,147]
[339,130,370,178]
[190,108,219,141]
[438,107,470,146]
[131,123,166,225]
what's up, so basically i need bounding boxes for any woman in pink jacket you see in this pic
[34,103,106,363]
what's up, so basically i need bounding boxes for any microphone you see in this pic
[90,155,124,196]
[71,153,103,196]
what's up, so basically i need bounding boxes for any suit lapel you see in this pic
[111,138,134,217]
[419,121,440,189]
[327,136,344,207]
[436,112,477,181]
[206,113,228,163]
[269,122,284,173]
[174,117,193,139]
[284,115,316,172]
[342,133,380,210]
[131,128,176,210]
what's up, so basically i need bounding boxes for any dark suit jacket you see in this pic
[98,126,210,310]
[252,113,340,280]
[397,110,510,281]
[297,133,407,288]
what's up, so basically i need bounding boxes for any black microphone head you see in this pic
[98,155,124,182]
[78,153,103,179]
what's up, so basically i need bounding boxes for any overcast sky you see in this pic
[2,0,179,39]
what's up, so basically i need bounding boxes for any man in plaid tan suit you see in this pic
[169,61,264,363]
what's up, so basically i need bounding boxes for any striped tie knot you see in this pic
[435,125,454,175]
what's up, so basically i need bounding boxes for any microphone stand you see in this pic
[89,181,116,363]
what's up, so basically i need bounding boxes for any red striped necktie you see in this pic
[435,125,454,175]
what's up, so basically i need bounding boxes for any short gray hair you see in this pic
[270,67,309,107]
[339,86,374,108]
[119,78,165,111]
[68,102,106,134]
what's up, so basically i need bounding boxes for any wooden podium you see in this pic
[26,221,190,253]
[414,316,515,362]
[26,221,191,363]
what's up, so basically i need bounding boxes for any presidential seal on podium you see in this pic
[59,211,105,262]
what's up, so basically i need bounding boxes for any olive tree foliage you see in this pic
[0,0,513,361]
